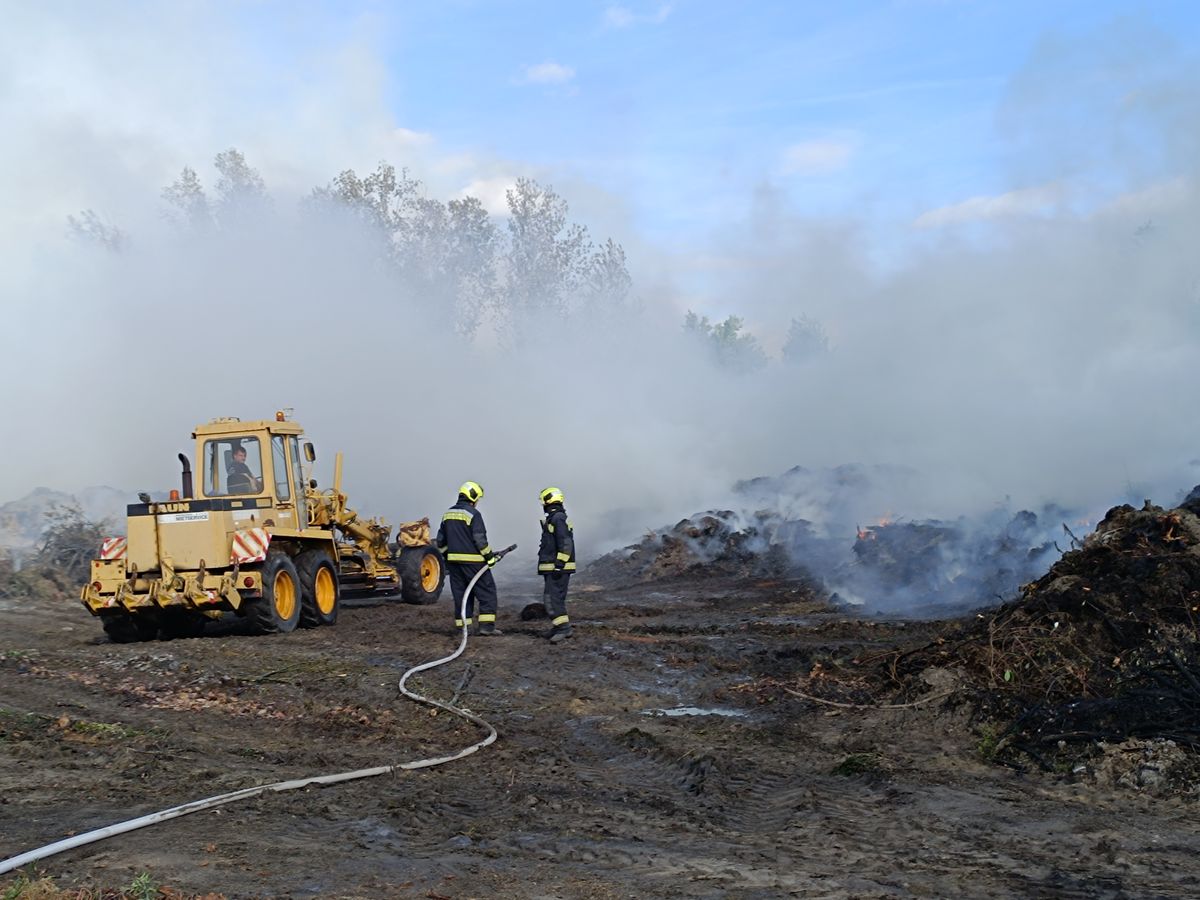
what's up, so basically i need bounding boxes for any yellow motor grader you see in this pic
[80,413,445,642]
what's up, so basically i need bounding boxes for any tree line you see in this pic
[70,148,829,368]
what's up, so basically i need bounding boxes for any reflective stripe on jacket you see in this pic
[537,504,576,573]
[436,499,492,565]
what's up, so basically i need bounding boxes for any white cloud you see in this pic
[603,4,673,29]
[781,138,855,176]
[518,61,576,85]
[458,176,517,215]
[389,127,434,149]
[913,183,1064,228]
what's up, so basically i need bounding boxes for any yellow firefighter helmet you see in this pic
[458,481,484,503]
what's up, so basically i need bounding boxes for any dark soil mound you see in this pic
[585,510,805,584]
[875,500,1200,761]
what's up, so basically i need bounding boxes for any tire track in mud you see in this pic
[8,585,1200,897]
[423,633,823,891]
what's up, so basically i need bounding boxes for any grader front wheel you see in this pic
[400,546,446,605]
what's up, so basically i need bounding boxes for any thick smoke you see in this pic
[4,8,1200,608]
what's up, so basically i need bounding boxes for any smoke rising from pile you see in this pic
[4,8,1200,599]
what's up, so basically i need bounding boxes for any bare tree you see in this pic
[0,504,108,602]
[66,209,129,253]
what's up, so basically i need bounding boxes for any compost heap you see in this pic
[587,500,1059,615]
[860,497,1200,765]
[585,509,803,583]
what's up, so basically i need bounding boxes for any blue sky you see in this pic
[322,0,1200,246]
[6,1,1198,261]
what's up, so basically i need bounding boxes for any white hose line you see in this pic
[0,560,503,877]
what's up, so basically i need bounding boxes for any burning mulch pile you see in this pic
[586,510,804,584]
[846,510,1060,613]
[796,498,1200,769]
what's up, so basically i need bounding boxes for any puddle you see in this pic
[756,616,823,627]
[642,706,749,718]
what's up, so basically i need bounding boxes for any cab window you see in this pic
[271,436,291,501]
[203,437,263,496]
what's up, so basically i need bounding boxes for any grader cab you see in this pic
[80,414,445,643]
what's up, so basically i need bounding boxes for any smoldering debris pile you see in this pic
[867,498,1200,763]
[587,464,1067,612]
[848,510,1059,614]
[585,510,805,584]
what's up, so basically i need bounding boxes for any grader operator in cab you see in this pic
[224,442,262,495]
[80,413,446,643]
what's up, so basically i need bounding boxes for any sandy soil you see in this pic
[2,573,1200,899]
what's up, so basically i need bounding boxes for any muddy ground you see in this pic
[2,572,1200,899]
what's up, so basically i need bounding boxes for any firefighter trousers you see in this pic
[448,563,498,625]
[542,572,571,633]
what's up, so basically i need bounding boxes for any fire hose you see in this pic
[0,544,517,877]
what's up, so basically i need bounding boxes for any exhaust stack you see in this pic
[178,453,193,499]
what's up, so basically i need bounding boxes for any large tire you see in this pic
[102,614,158,644]
[399,545,446,605]
[159,610,207,640]
[297,550,339,628]
[244,551,302,635]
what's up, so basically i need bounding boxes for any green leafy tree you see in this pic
[161,165,213,230]
[443,195,500,337]
[585,238,634,317]
[311,162,421,238]
[310,163,498,337]
[684,311,767,373]
[162,150,268,232]
[285,162,630,342]
[504,177,592,331]
[214,148,269,226]
[782,315,830,364]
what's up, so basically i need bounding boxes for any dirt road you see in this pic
[2,574,1199,898]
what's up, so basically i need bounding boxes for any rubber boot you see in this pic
[477,622,503,636]
[549,625,572,644]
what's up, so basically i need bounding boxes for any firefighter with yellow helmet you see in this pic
[537,486,576,643]
[436,481,503,635]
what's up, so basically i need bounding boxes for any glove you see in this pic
[553,561,565,572]
[486,554,498,568]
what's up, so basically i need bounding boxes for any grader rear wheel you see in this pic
[244,551,302,634]
[102,614,158,644]
[159,611,207,640]
[297,550,339,628]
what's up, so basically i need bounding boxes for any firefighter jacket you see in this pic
[538,503,576,573]
[436,499,494,565]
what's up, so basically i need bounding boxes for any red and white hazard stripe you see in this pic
[230,527,271,564]
[100,537,128,560]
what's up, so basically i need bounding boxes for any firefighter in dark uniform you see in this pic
[435,481,503,635]
[537,486,576,643]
